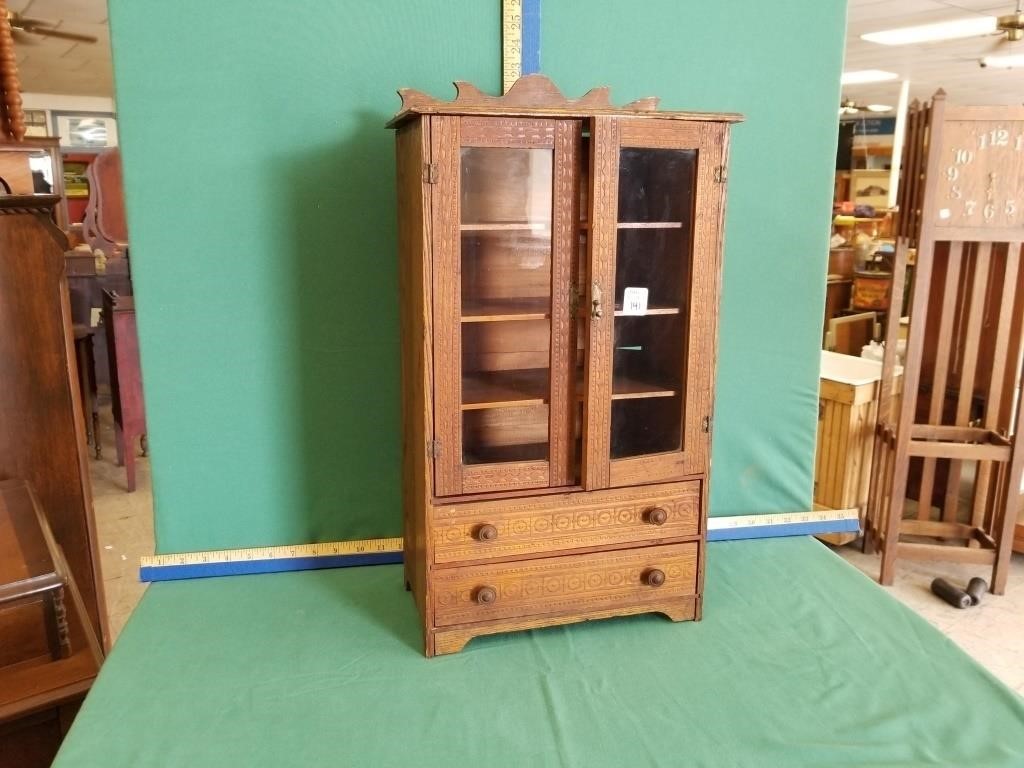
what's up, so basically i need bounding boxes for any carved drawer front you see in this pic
[432,542,697,627]
[431,481,700,564]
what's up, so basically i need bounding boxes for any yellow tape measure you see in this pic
[140,537,403,582]
[502,0,523,94]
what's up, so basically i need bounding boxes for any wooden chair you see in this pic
[101,291,147,492]
[82,148,129,257]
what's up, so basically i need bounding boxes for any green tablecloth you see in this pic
[54,538,1024,767]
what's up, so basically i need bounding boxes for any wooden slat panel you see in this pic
[896,542,996,564]
[900,519,977,539]
[944,242,992,521]
[908,440,1010,461]
[994,247,1024,593]
[917,241,963,519]
[430,116,463,496]
[972,243,1020,532]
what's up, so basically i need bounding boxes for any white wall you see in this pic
[21,93,116,113]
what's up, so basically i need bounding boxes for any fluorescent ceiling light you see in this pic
[867,104,893,112]
[862,16,997,45]
[841,69,899,85]
[981,54,1024,69]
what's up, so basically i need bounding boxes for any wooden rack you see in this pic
[865,93,1024,593]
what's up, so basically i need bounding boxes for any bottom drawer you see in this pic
[432,542,698,628]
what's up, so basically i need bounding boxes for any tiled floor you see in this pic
[88,408,153,643]
[836,543,1024,696]
[86,409,1024,696]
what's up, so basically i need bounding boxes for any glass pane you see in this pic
[610,148,695,459]
[460,147,553,466]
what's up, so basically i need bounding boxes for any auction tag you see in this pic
[622,287,648,315]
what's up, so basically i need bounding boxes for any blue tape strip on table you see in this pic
[707,518,860,542]
[521,0,541,74]
[140,552,402,582]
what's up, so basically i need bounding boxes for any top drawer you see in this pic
[431,481,700,565]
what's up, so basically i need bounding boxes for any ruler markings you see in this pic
[140,510,858,582]
[501,0,522,94]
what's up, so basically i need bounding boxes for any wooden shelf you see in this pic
[617,222,683,229]
[611,375,677,400]
[464,442,548,464]
[613,305,680,317]
[460,222,550,232]
[462,298,551,323]
[462,368,549,410]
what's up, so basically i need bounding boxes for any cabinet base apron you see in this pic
[428,597,699,657]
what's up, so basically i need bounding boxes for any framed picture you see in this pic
[51,111,118,150]
[23,109,48,138]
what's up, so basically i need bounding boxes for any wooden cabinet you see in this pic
[0,195,104,762]
[392,76,740,656]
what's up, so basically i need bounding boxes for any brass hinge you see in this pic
[423,162,439,184]
[427,439,441,459]
[702,415,711,434]
[713,165,727,183]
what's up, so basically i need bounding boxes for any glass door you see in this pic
[583,117,727,488]
[431,117,580,497]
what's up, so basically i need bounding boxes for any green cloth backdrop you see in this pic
[106,0,846,553]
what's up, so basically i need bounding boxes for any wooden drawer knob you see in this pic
[475,524,498,542]
[644,507,668,526]
[642,568,666,587]
[474,585,498,605]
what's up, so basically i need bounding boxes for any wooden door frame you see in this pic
[430,115,580,497]
[584,117,728,490]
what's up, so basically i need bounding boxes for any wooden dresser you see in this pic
[0,195,105,764]
[392,76,740,656]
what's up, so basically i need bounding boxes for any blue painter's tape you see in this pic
[521,0,541,75]
[707,519,861,543]
[139,551,403,583]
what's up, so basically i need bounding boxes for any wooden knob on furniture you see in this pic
[476,524,498,542]
[642,569,666,587]
[475,586,497,605]
[644,507,668,526]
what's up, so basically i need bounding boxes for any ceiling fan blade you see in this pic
[10,28,39,45]
[10,15,98,43]
[23,28,98,43]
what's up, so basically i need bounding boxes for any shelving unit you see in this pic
[394,74,738,656]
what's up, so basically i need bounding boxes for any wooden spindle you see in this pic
[0,0,25,141]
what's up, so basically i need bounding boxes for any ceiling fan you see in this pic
[5,10,98,44]
[839,98,892,116]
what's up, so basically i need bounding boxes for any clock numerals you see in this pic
[952,148,974,165]
[1007,200,1017,219]
[978,128,1010,149]
[946,165,959,182]
[949,184,963,200]
[965,200,977,216]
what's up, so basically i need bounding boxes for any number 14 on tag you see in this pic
[622,287,649,315]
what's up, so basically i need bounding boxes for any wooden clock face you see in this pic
[934,120,1024,232]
